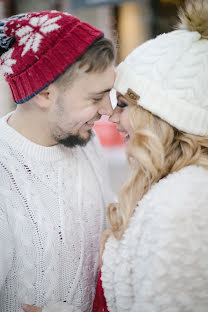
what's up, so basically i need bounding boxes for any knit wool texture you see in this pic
[0,11,103,104]
[0,113,110,312]
[114,29,208,136]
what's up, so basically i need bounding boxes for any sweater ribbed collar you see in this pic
[0,112,71,161]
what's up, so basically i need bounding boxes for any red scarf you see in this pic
[92,270,109,312]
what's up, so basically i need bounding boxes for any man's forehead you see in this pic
[76,65,115,95]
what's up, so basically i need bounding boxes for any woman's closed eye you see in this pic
[117,101,128,108]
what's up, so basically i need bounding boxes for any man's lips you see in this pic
[85,122,94,129]
[87,117,101,126]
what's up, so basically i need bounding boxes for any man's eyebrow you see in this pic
[89,88,112,96]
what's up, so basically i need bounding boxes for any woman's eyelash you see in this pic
[117,102,128,108]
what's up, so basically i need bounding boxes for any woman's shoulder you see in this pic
[126,165,208,257]
[153,165,208,197]
[137,165,208,222]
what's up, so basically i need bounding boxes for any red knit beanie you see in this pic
[0,11,103,104]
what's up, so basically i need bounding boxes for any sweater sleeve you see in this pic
[43,302,81,312]
[0,198,14,290]
[133,180,208,311]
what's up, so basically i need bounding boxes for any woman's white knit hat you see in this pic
[114,0,208,136]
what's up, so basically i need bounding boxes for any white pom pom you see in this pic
[177,0,208,39]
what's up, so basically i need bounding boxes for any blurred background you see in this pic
[0,0,180,192]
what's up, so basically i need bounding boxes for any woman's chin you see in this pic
[123,140,131,156]
[123,134,130,144]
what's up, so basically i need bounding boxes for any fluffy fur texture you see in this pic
[102,165,208,312]
[178,0,208,39]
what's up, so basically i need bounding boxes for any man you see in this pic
[0,11,115,312]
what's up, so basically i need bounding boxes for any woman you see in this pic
[93,0,208,311]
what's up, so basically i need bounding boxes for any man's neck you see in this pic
[8,108,57,147]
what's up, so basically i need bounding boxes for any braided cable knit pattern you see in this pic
[114,30,208,135]
[0,113,111,312]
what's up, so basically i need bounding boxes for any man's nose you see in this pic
[109,107,119,123]
[99,94,113,116]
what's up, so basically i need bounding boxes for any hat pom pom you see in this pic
[0,14,27,57]
[177,0,208,39]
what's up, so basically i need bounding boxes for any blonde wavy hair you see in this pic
[102,104,208,249]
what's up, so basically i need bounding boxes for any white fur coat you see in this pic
[102,165,208,312]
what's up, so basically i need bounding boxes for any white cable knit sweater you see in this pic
[0,113,111,312]
[102,165,208,312]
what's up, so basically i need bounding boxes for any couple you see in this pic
[1,1,208,311]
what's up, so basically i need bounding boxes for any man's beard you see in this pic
[56,130,93,148]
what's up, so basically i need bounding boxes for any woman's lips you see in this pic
[117,129,130,144]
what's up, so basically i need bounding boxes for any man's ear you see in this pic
[34,85,55,109]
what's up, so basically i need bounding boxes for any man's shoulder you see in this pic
[0,113,14,156]
[0,138,13,159]
[0,138,18,182]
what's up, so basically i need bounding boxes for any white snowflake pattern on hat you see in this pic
[0,48,16,74]
[15,14,62,57]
